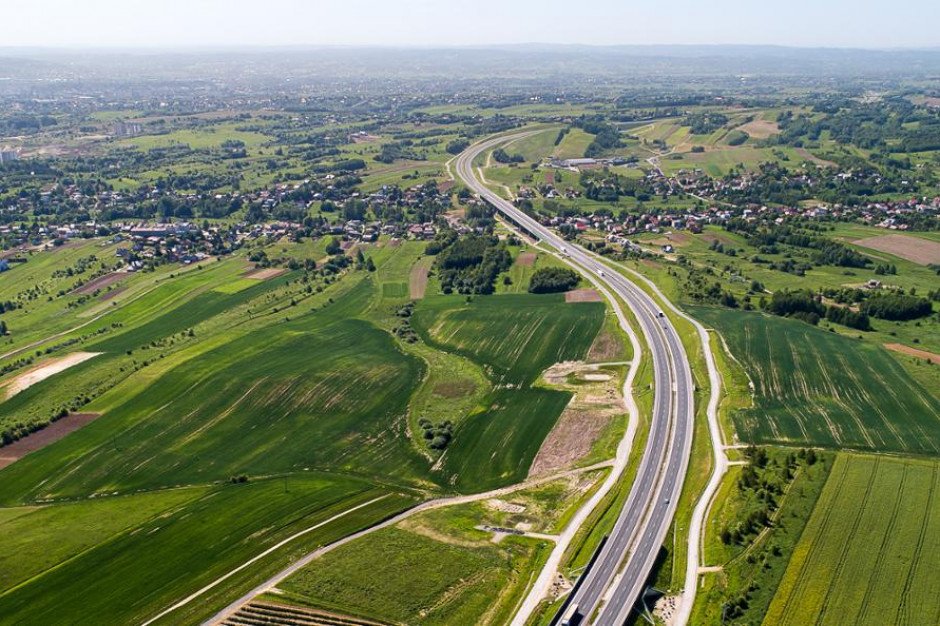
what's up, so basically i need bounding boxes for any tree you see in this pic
[325,236,342,256]
[528,267,580,294]
[0,320,7,335]
[446,139,470,155]
[365,257,376,272]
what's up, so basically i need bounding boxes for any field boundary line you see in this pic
[856,463,908,623]
[814,457,881,623]
[771,456,851,623]
[895,462,938,624]
[140,494,392,626]
[202,461,614,626]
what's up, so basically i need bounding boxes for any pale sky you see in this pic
[4,0,938,49]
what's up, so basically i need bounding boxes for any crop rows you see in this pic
[695,308,940,454]
[765,454,940,625]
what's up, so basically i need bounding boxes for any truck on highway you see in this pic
[560,604,582,626]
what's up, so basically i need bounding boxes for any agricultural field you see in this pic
[0,240,432,623]
[268,471,605,625]
[413,293,604,490]
[0,475,414,625]
[692,307,940,453]
[0,256,293,438]
[553,128,594,160]
[0,314,428,502]
[765,454,940,626]
[638,222,940,391]
[414,293,603,385]
[273,522,548,626]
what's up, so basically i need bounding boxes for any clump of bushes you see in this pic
[418,418,453,450]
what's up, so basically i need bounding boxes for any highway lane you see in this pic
[455,132,694,624]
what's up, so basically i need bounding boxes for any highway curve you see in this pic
[455,131,695,625]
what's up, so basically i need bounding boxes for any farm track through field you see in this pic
[809,457,880,625]
[896,464,938,625]
[205,461,614,625]
[773,458,850,623]
[855,464,908,623]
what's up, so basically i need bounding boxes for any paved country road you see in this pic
[455,132,695,625]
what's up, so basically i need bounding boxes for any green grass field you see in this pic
[415,293,603,384]
[553,128,594,160]
[506,131,557,162]
[413,293,604,490]
[114,124,271,152]
[272,498,553,626]
[0,259,292,436]
[0,487,207,594]
[0,315,427,502]
[765,454,940,625]
[0,475,413,626]
[275,525,547,626]
[692,307,940,454]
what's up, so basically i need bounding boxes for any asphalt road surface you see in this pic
[455,133,695,625]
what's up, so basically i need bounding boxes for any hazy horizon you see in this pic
[5,0,939,49]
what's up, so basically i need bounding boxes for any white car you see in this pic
[598,269,605,276]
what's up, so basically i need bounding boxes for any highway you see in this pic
[455,132,695,625]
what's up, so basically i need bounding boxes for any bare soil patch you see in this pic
[350,133,380,144]
[516,252,537,267]
[2,352,101,399]
[795,147,837,168]
[854,234,940,266]
[409,258,432,299]
[243,267,288,280]
[884,343,940,365]
[0,413,102,470]
[438,179,455,193]
[648,232,692,247]
[700,232,735,246]
[545,170,555,185]
[70,271,126,295]
[588,329,625,362]
[99,285,127,301]
[0,247,28,260]
[432,380,476,399]
[486,499,527,513]
[530,361,625,476]
[739,119,780,139]
[529,405,612,477]
[565,289,603,303]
